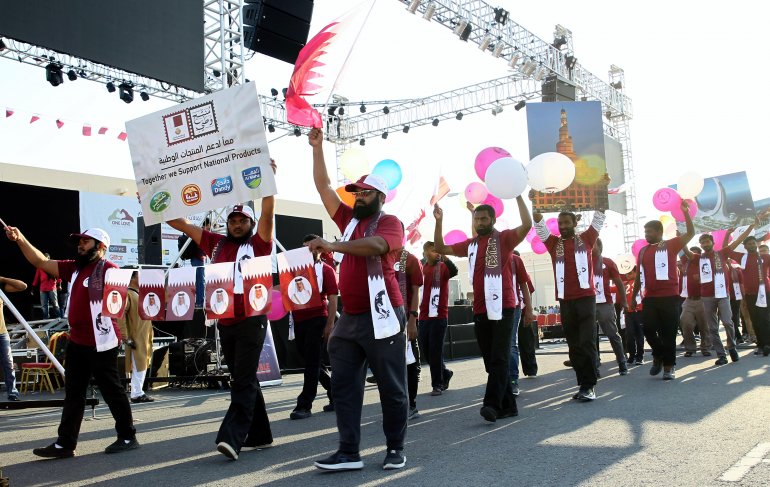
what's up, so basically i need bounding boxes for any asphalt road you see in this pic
[1,338,769,487]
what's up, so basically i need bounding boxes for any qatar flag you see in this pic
[165,267,196,321]
[205,262,235,319]
[277,247,321,311]
[138,269,166,321]
[102,269,133,319]
[241,255,273,317]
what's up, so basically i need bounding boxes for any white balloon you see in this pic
[613,253,636,274]
[526,152,575,193]
[677,171,704,199]
[484,157,528,199]
[339,148,370,181]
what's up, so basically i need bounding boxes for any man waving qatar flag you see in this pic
[285,0,376,127]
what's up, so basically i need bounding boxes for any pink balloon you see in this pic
[671,199,698,222]
[482,193,504,218]
[652,188,682,212]
[385,188,397,203]
[475,147,511,181]
[444,229,469,245]
[525,226,537,242]
[546,217,561,236]
[631,239,647,260]
[711,230,728,251]
[465,182,489,204]
[531,239,548,254]
[266,289,287,321]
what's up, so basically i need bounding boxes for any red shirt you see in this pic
[727,250,770,295]
[292,262,339,322]
[699,249,732,298]
[58,259,121,347]
[622,275,642,312]
[451,229,524,314]
[419,260,451,320]
[33,268,60,292]
[728,266,744,300]
[680,253,701,298]
[595,256,621,304]
[199,230,272,326]
[640,236,684,298]
[332,205,405,314]
[395,251,423,311]
[543,226,599,301]
[511,254,530,308]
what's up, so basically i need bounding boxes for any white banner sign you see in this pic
[79,192,141,266]
[127,82,278,226]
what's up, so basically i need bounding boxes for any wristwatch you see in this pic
[409,310,418,318]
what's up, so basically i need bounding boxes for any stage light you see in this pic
[45,63,63,87]
[328,106,337,116]
[382,131,389,139]
[360,138,365,146]
[491,105,503,116]
[552,36,567,49]
[520,59,537,77]
[212,69,221,78]
[459,23,472,41]
[611,81,623,89]
[565,55,577,70]
[508,50,522,68]
[294,127,301,137]
[423,2,436,20]
[432,118,439,126]
[493,7,509,25]
[106,82,116,93]
[118,82,134,103]
[534,65,547,81]
[66,69,77,81]
[338,106,345,116]
[403,125,410,133]
[456,112,463,120]
[267,124,275,133]
[140,91,150,101]
[605,111,613,120]
[282,87,288,97]
[270,88,278,97]
[515,100,526,111]
[383,106,390,114]
[479,33,493,51]
[360,104,366,113]
[407,0,421,13]
[493,41,505,58]
[453,19,468,36]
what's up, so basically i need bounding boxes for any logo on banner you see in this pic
[241,166,262,189]
[211,176,233,196]
[109,254,125,262]
[181,184,202,206]
[109,245,127,253]
[107,209,135,226]
[189,102,219,138]
[149,191,172,213]
[163,110,192,146]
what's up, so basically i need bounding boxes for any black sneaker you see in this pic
[105,437,139,454]
[511,381,520,396]
[315,451,364,471]
[635,358,645,365]
[729,348,740,363]
[33,443,74,459]
[241,441,273,452]
[662,367,676,380]
[701,351,712,357]
[577,387,596,401]
[216,441,238,460]
[408,406,421,420]
[618,362,628,376]
[572,391,581,400]
[649,359,663,376]
[626,358,636,366]
[290,409,312,420]
[715,356,728,366]
[322,402,335,412]
[382,449,406,470]
[763,345,770,357]
[130,394,154,403]
[365,375,377,384]
[563,360,572,367]
[8,393,20,401]
[442,369,454,390]
[683,351,694,357]
[755,347,762,355]
[480,406,497,422]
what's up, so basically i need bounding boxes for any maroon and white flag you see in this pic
[138,269,166,321]
[241,255,273,317]
[277,247,321,312]
[102,269,133,319]
[205,262,235,319]
[165,267,196,321]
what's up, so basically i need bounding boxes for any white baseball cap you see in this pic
[70,228,111,249]
[228,204,255,221]
[345,174,388,195]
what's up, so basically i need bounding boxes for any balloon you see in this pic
[677,171,704,199]
[482,193,504,217]
[444,229,469,245]
[385,188,397,203]
[711,230,728,251]
[663,223,677,240]
[336,186,356,207]
[613,253,637,274]
[652,188,681,212]
[671,199,698,222]
[631,239,647,260]
[339,148,369,181]
[495,217,510,230]
[659,214,675,226]
[525,226,537,242]
[531,239,548,254]
[266,289,287,321]
[546,217,560,236]
[475,147,511,180]
[526,152,576,193]
[465,182,489,204]
[371,159,401,190]
[484,157,528,199]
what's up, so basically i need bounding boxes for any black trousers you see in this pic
[641,296,680,367]
[731,299,743,339]
[625,311,645,361]
[560,297,598,388]
[57,343,135,450]
[294,315,332,410]
[473,309,517,413]
[407,338,420,408]
[745,295,770,349]
[517,313,539,377]
[418,318,450,389]
[216,317,273,451]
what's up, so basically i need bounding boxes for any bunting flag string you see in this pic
[3,105,127,141]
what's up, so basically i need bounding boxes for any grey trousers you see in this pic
[701,297,736,356]
[680,297,711,352]
[596,303,626,364]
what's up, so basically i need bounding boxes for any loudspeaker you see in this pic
[243,0,314,64]
[542,75,576,103]
[137,217,162,265]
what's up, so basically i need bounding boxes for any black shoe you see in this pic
[577,387,596,402]
[216,441,238,460]
[8,394,20,401]
[563,360,572,367]
[408,406,421,420]
[480,406,497,422]
[702,351,712,357]
[715,356,728,366]
[105,437,139,454]
[382,449,407,470]
[729,348,740,363]
[130,394,154,403]
[511,381,520,396]
[442,369,454,390]
[683,351,694,357]
[315,451,364,471]
[572,392,581,400]
[764,345,770,357]
[755,347,762,355]
[618,362,628,376]
[626,358,636,366]
[322,402,335,412]
[33,443,74,459]
[290,408,312,420]
[365,375,377,384]
[498,408,518,419]
[241,441,273,452]
[649,359,663,376]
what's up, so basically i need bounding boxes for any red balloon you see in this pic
[482,193,504,218]
[631,239,647,260]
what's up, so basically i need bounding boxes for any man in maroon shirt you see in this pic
[633,201,695,380]
[33,258,61,319]
[307,128,408,471]
[432,195,531,421]
[726,234,770,356]
[535,206,606,400]
[591,238,629,376]
[419,242,458,397]
[289,233,339,420]
[679,247,712,357]
[6,226,137,458]
[394,248,423,418]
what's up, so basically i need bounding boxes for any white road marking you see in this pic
[719,442,770,482]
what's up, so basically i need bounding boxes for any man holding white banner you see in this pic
[6,226,138,458]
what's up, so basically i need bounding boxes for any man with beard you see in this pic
[679,246,712,357]
[591,238,629,376]
[726,233,770,356]
[432,195,532,421]
[633,201,695,380]
[533,204,605,401]
[167,161,276,461]
[307,128,408,471]
[6,226,137,458]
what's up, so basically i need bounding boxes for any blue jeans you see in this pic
[508,307,523,382]
[40,290,61,319]
[1,332,19,398]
